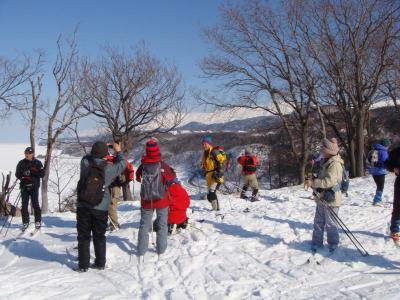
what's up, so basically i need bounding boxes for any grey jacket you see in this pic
[77,152,127,211]
[312,154,344,207]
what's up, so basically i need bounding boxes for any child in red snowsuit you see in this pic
[166,178,190,233]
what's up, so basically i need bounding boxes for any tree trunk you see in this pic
[348,139,357,178]
[41,142,54,214]
[30,107,36,151]
[355,111,366,177]
[316,104,326,139]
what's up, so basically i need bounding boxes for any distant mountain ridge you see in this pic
[176,115,278,132]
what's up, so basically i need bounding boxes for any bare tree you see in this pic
[24,74,44,152]
[0,55,41,119]
[199,0,320,182]
[82,46,185,151]
[291,0,400,176]
[381,46,400,115]
[48,154,79,212]
[41,33,89,213]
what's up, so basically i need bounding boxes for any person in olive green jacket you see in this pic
[311,137,344,252]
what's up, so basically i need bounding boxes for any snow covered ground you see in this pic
[1,145,400,299]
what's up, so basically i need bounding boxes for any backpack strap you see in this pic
[210,149,223,171]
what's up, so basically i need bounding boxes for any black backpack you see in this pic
[140,162,165,201]
[77,157,106,207]
[243,156,257,173]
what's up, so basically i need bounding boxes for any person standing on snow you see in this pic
[106,146,134,231]
[15,146,45,231]
[311,138,344,252]
[136,139,176,259]
[237,147,259,201]
[201,136,225,211]
[367,138,390,206]
[385,147,400,246]
[75,141,126,272]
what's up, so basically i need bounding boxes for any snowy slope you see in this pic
[1,156,400,300]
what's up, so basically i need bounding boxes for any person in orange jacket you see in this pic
[237,147,259,202]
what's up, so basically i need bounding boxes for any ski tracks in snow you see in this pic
[0,174,400,298]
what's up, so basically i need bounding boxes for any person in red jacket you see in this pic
[237,147,259,202]
[121,161,134,201]
[136,139,176,258]
[166,178,190,234]
[106,149,134,231]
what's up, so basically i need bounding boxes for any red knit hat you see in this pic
[146,139,160,158]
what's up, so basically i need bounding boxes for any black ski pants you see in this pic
[373,174,385,192]
[21,187,41,224]
[390,176,400,233]
[76,207,108,269]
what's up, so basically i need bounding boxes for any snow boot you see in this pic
[90,263,105,270]
[373,191,383,206]
[250,189,259,202]
[240,186,248,199]
[391,232,400,247]
[35,222,41,230]
[73,267,88,273]
[21,223,29,232]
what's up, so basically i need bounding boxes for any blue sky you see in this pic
[0,0,224,143]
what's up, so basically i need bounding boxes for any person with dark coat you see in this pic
[136,139,176,259]
[15,147,45,231]
[386,147,400,245]
[367,138,390,206]
[75,141,126,272]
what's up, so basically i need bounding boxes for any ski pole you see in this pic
[3,192,22,238]
[327,206,369,256]
[0,191,21,235]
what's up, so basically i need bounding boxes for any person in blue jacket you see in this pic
[368,138,390,206]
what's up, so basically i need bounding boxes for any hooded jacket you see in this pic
[312,154,344,207]
[77,152,127,211]
[368,143,389,176]
[136,155,176,209]
[202,147,225,186]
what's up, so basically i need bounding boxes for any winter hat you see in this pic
[202,135,212,145]
[380,138,390,147]
[91,141,109,159]
[24,147,34,154]
[321,137,339,156]
[145,139,160,158]
[245,147,252,155]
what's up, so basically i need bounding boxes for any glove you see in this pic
[213,169,224,183]
[31,166,38,174]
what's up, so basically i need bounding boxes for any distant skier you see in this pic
[237,147,259,201]
[15,147,45,231]
[366,138,390,206]
[385,146,400,246]
[136,139,176,259]
[75,141,126,272]
[201,136,226,211]
[311,138,344,252]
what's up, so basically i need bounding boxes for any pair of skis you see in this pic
[13,227,41,241]
[305,249,335,265]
